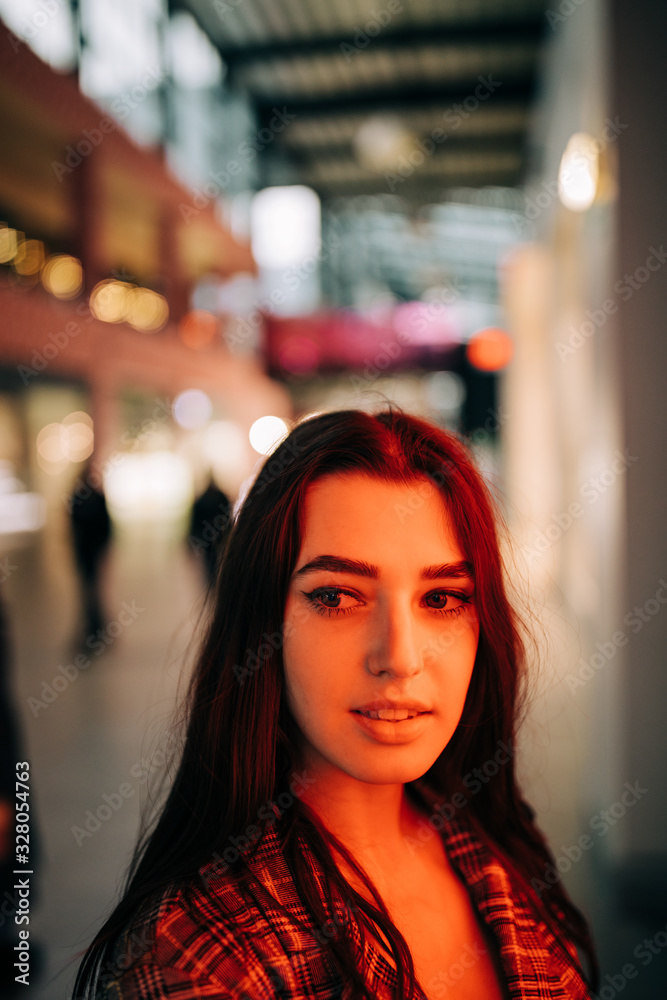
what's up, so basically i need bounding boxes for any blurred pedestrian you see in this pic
[69,464,111,641]
[188,475,232,586]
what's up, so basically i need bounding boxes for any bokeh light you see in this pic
[126,287,169,332]
[424,371,467,411]
[558,132,599,212]
[203,420,246,476]
[13,238,45,276]
[61,411,94,461]
[249,415,289,455]
[278,336,319,374]
[104,452,193,518]
[353,115,417,172]
[90,279,131,323]
[466,328,514,372]
[251,186,320,269]
[90,279,168,330]
[178,310,217,349]
[0,226,18,264]
[172,389,212,429]
[36,412,94,473]
[41,253,83,299]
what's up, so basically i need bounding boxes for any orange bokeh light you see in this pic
[466,328,514,372]
[178,310,217,349]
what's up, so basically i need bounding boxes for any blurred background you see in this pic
[0,0,665,996]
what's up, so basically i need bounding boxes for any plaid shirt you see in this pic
[100,806,591,1000]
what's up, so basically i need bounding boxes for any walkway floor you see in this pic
[3,517,206,999]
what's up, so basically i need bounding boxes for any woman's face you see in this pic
[282,472,479,788]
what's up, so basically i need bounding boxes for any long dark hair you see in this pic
[74,407,597,997]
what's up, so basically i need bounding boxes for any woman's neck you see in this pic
[295,765,423,869]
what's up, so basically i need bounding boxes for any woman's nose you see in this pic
[365,600,423,678]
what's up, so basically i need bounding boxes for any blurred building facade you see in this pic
[0,21,290,528]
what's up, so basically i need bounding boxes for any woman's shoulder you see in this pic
[98,830,344,999]
[97,880,245,998]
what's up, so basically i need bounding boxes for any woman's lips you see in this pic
[351,709,431,742]
[354,707,423,721]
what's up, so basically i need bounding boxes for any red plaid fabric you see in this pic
[99,806,591,999]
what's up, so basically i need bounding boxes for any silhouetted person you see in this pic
[189,477,231,586]
[70,467,111,639]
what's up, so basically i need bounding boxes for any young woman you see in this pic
[75,407,597,999]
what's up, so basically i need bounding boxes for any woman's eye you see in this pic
[423,591,471,616]
[303,587,361,616]
[302,587,472,619]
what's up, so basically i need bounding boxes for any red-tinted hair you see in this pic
[74,407,596,997]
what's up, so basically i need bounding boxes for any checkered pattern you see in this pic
[100,805,591,999]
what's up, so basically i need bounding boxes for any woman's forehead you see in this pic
[298,472,465,561]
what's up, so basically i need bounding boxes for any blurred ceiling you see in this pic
[173,0,548,201]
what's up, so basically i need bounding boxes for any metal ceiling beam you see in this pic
[256,82,532,121]
[281,134,525,156]
[305,169,523,201]
[207,18,545,64]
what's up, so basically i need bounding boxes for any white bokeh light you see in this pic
[203,421,246,472]
[249,416,289,455]
[36,412,94,473]
[173,389,212,429]
[251,186,320,269]
[104,452,193,518]
[558,132,599,212]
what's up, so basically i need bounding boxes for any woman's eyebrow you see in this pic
[293,556,473,581]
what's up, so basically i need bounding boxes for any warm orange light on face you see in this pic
[282,474,479,790]
[466,328,514,372]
